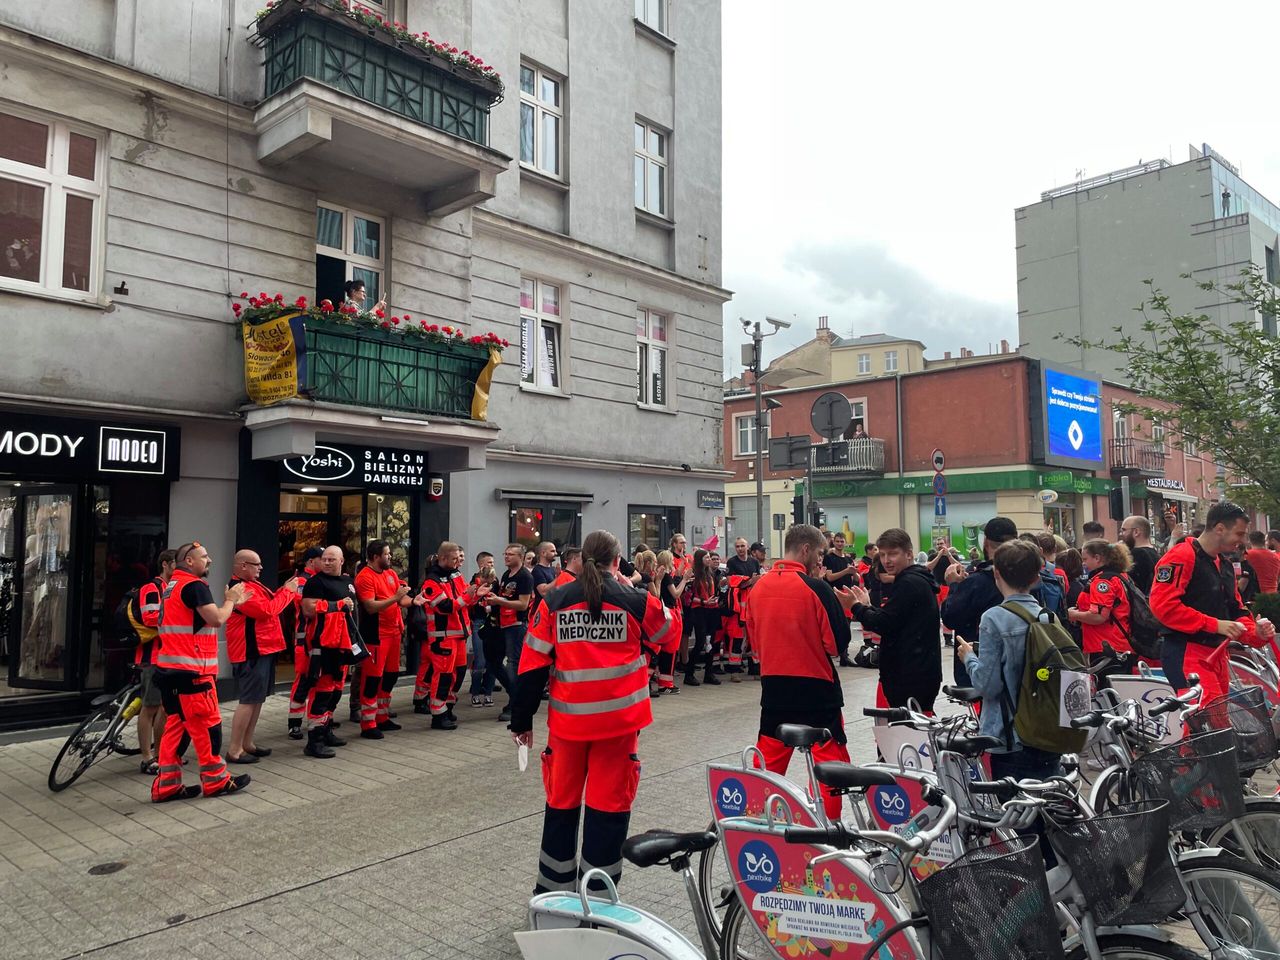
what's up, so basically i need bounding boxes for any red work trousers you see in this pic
[359,634,402,730]
[287,645,314,725]
[754,731,851,821]
[415,637,457,714]
[151,672,229,801]
[307,652,348,729]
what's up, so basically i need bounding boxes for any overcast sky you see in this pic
[720,1,1280,374]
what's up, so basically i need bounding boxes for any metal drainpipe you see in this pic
[896,373,905,527]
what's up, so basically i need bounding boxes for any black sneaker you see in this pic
[839,658,856,668]
[287,726,304,741]
[431,715,458,730]
[323,728,347,747]
[414,703,432,715]
[683,674,701,687]
[498,707,512,722]
[378,719,402,732]
[304,729,335,759]
[703,674,722,686]
[360,728,385,740]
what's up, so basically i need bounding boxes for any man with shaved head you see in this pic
[225,550,299,764]
[300,546,358,758]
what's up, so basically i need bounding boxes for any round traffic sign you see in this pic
[810,392,853,442]
[933,473,947,496]
[931,448,945,472]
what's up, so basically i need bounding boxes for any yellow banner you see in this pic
[242,313,304,406]
[470,346,502,421]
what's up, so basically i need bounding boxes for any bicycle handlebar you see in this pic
[784,792,957,855]
[862,707,909,722]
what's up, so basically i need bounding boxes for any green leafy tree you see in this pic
[1063,265,1280,517]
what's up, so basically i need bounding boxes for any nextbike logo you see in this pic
[873,785,911,825]
[716,777,746,817]
[1140,688,1171,707]
[737,840,779,893]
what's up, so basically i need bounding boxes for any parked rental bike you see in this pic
[47,667,143,791]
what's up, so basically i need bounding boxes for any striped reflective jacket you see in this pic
[519,576,672,740]
[154,570,219,677]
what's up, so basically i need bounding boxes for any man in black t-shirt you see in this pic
[821,533,859,666]
[1120,515,1160,596]
[299,546,357,758]
[530,541,559,616]
[485,543,535,722]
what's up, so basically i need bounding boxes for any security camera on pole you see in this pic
[741,316,790,548]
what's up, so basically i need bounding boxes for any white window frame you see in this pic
[636,307,671,410]
[634,118,669,218]
[0,105,106,302]
[1151,420,1166,454]
[634,0,669,35]
[883,350,899,373]
[519,63,564,179]
[857,353,871,374]
[1113,407,1129,441]
[316,202,386,304]
[847,397,868,434]
[734,412,763,458]
[520,276,566,394]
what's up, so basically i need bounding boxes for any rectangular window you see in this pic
[1151,420,1166,453]
[520,276,564,392]
[510,501,582,552]
[634,0,668,34]
[734,413,762,457]
[1113,408,1129,441]
[857,353,871,374]
[0,108,104,298]
[883,350,898,372]
[844,398,868,437]
[634,119,668,217]
[520,63,563,178]
[636,308,669,408]
[315,203,385,309]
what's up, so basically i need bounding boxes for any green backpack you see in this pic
[998,601,1090,755]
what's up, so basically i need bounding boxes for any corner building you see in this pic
[0,0,727,729]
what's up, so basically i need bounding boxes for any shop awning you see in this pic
[1149,488,1199,504]
[495,487,595,504]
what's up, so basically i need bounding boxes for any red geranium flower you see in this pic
[320,299,334,313]
[381,321,391,330]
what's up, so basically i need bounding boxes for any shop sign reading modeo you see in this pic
[282,444,427,490]
[0,413,179,480]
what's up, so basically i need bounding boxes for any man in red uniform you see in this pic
[286,547,324,739]
[746,523,857,820]
[1150,501,1276,701]
[128,549,176,775]
[416,542,488,728]
[151,542,248,801]
[1245,530,1280,596]
[225,549,298,763]
[511,529,672,893]
[552,547,582,588]
[300,546,358,758]
[355,540,417,739]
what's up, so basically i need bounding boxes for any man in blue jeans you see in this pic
[957,537,1062,863]
[468,551,497,706]
[485,543,534,723]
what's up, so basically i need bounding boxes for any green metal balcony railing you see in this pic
[303,320,491,418]
[255,0,501,146]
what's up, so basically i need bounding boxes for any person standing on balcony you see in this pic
[342,278,385,315]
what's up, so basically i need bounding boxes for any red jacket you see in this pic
[1150,538,1258,648]
[226,578,292,661]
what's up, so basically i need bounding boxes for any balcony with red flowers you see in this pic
[250,0,510,216]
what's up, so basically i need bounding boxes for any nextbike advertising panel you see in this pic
[1031,361,1105,472]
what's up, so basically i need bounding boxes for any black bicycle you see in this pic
[48,669,144,791]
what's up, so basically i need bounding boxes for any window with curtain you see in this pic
[520,63,563,178]
[315,203,385,309]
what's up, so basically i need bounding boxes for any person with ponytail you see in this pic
[510,530,674,895]
[682,549,722,687]
[1067,539,1135,676]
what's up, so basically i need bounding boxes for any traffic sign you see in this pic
[932,448,946,472]
[934,496,947,518]
[932,473,947,496]
[810,392,853,442]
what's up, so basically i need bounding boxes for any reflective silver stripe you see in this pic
[157,764,181,773]
[140,604,160,613]
[535,873,577,892]
[154,654,218,670]
[580,857,623,878]
[158,625,216,636]
[525,635,553,655]
[552,656,647,684]
[549,686,650,716]
[429,593,448,607]
[647,605,673,645]
[538,850,578,874]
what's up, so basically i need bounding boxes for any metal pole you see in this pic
[1120,475,1132,518]
[753,322,765,547]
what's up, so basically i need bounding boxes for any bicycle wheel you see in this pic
[1064,933,1205,960]
[1208,797,1280,875]
[718,897,773,960]
[1088,765,1132,814]
[48,703,115,792]
[696,829,732,946]
[108,690,143,756]
[1175,852,1280,960]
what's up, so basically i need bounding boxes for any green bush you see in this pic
[1251,592,1280,623]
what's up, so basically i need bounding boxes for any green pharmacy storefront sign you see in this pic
[811,467,1115,501]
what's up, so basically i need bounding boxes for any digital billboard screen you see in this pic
[1041,365,1103,469]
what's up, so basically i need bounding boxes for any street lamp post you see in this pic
[742,316,790,548]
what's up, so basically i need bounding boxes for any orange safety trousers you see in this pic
[359,635,402,730]
[414,637,458,714]
[151,672,228,801]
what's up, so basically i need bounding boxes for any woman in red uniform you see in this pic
[510,530,673,894]
[1067,539,1134,677]
[684,549,722,688]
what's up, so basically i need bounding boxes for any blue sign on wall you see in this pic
[1043,367,1103,465]
[934,496,947,517]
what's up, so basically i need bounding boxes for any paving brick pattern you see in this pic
[0,667,886,960]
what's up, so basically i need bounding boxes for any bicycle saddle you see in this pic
[622,829,717,868]
[942,685,982,704]
[937,732,1003,756]
[813,762,898,791]
[774,724,832,748]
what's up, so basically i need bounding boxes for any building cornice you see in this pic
[486,446,732,481]
[473,210,733,305]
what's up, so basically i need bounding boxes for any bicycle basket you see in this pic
[1046,799,1184,925]
[1129,728,1245,831]
[916,836,1065,960]
[1185,685,1279,772]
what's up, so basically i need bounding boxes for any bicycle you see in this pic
[48,668,144,792]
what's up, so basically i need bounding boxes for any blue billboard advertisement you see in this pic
[1043,366,1103,467]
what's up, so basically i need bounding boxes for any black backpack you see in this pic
[109,590,142,647]
[1115,574,1163,660]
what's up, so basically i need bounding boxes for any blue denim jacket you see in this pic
[961,594,1041,753]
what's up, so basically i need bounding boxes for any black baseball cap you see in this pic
[749,541,766,553]
[301,546,324,562]
[983,517,1018,544]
